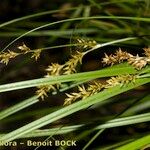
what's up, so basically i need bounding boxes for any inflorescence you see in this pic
[64,47,150,105]
[36,39,96,100]
[102,48,150,70]
[1,39,149,105]
[0,43,42,65]
[64,74,137,105]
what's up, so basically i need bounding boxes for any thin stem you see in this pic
[0,8,77,28]
[2,16,149,51]
[84,37,137,55]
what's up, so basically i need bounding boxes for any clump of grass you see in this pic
[0,1,150,150]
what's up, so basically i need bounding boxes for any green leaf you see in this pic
[0,96,38,120]
[0,112,150,138]
[2,16,150,51]
[116,134,150,150]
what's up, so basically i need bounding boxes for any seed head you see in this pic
[64,82,103,106]
[106,74,137,88]
[0,50,19,65]
[45,63,63,77]
[63,51,84,74]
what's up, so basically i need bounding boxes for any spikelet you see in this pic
[36,63,63,100]
[63,51,84,74]
[102,48,131,66]
[45,63,63,77]
[31,49,42,61]
[0,43,43,66]
[77,38,97,49]
[128,55,150,70]
[64,82,103,106]
[102,53,118,66]
[18,43,31,54]
[105,74,137,88]
[0,50,19,65]
[115,48,132,62]
[64,85,89,106]
[36,85,56,100]
[87,81,104,94]
[143,47,150,58]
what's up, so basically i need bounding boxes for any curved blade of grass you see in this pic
[0,77,150,142]
[0,64,136,93]
[0,112,150,138]
[0,7,77,28]
[0,96,38,120]
[101,139,134,150]
[122,94,150,116]
[0,29,98,37]
[1,107,59,124]
[0,0,142,29]
[2,16,150,51]
[116,134,150,150]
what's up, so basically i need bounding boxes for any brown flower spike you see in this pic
[64,75,137,105]
[102,48,131,66]
[102,48,150,70]
[63,51,84,74]
[64,82,103,106]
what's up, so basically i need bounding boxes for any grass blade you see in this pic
[0,64,136,93]
[0,79,89,121]
[0,112,150,138]
[2,16,150,51]
[116,134,150,150]
[0,77,150,142]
